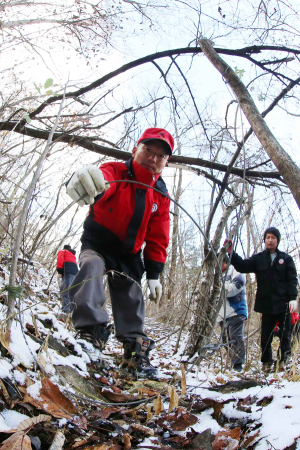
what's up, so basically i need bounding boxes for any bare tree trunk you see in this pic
[186,199,240,356]
[6,89,66,330]
[199,38,300,209]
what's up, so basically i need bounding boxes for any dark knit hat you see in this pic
[264,227,281,244]
[63,244,72,251]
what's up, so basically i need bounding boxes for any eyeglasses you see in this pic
[142,146,169,161]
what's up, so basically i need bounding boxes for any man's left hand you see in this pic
[148,279,162,303]
[289,300,298,313]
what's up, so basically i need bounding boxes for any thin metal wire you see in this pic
[12,169,245,405]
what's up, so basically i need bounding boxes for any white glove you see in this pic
[289,300,298,313]
[148,279,162,303]
[66,165,108,206]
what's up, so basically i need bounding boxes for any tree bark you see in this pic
[5,90,66,330]
[199,38,300,209]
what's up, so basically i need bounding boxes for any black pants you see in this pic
[261,311,291,363]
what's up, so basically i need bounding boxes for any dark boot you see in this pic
[121,342,133,369]
[75,323,114,351]
[127,337,158,379]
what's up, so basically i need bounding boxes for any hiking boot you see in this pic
[262,361,273,373]
[233,363,243,373]
[277,360,287,372]
[120,342,133,369]
[126,337,158,379]
[76,323,114,351]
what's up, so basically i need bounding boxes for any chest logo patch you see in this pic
[152,203,158,213]
[279,259,284,265]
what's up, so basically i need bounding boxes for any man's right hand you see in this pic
[223,239,233,254]
[66,165,108,206]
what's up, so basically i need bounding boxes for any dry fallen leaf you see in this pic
[203,398,224,422]
[31,312,40,338]
[212,427,241,450]
[0,431,32,450]
[123,433,132,450]
[138,387,157,397]
[153,394,164,415]
[17,414,51,432]
[101,389,137,403]
[0,379,10,404]
[180,364,186,398]
[240,430,260,449]
[167,385,179,414]
[24,378,77,419]
[131,423,154,436]
[0,327,12,354]
[156,407,198,431]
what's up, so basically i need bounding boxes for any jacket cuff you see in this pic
[144,259,164,280]
[57,268,63,274]
[146,271,160,280]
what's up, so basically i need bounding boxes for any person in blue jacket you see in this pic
[217,255,248,372]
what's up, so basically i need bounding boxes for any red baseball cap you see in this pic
[137,128,174,156]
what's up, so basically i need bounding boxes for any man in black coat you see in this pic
[227,227,298,371]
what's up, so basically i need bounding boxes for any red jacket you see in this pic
[56,250,78,276]
[81,158,170,280]
[291,312,299,325]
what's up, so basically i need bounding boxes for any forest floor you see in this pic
[0,262,300,450]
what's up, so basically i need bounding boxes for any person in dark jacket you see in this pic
[65,128,174,378]
[217,256,248,372]
[56,245,78,312]
[226,227,298,371]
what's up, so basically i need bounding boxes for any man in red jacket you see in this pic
[56,245,78,312]
[66,128,174,378]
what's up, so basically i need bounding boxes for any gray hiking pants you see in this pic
[69,249,150,348]
[220,315,246,366]
[60,273,76,312]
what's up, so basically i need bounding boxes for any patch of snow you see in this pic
[58,418,68,427]
[0,410,29,432]
[13,369,26,385]
[27,380,42,400]
[193,409,223,434]
[0,359,13,379]
[9,321,40,368]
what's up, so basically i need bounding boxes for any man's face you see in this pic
[265,233,278,252]
[132,140,169,175]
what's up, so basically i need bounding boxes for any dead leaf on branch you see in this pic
[153,394,164,415]
[180,364,186,398]
[167,385,179,414]
[0,431,32,450]
[145,405,153,423]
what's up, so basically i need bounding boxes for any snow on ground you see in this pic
[1,261,300,449]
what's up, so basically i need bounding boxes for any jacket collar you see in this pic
[125,158,160,187]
